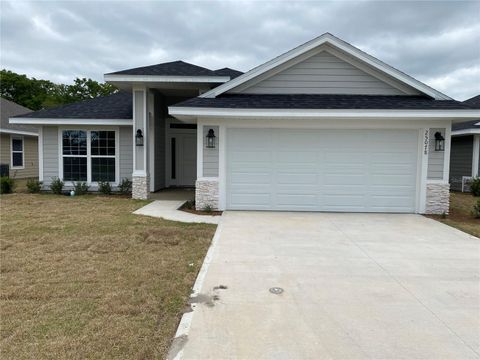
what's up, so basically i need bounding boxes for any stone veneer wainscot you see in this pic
[195,179,219,210]
[132,176,150,200]
[425,182,450,214]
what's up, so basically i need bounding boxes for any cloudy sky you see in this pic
[1,0,479,100]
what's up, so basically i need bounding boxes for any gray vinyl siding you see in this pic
[43,126,59,185]
[427,128,446,180]
[449,135,473,191]
[119,126,133,180]
[233,51,409,95]
[42,126,133,186]
[203,125,219,177]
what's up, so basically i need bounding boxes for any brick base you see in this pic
[195,179,219,210]
[425,183,450,214]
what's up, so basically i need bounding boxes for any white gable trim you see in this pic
[104,74,230,83]
[169,106,479,120]
[201,33,451,100]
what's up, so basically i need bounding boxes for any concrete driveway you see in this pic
[174,212,480,359]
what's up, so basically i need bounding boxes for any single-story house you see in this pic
[449,95,480,191]
[10,33,480,214]
[1,98,38,178]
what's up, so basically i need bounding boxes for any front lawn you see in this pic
[428,192,480,238]
[0,194,216,359]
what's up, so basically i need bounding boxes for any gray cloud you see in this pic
[1,0,479,100]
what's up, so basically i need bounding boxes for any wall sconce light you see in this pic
[136,129,144,146]
[206,129,216,148]
[434,131,445,151]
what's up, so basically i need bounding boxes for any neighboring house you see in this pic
[10,33,479,214]
[449,95,480,191]
[0,98,38,178]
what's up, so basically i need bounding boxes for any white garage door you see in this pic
[227,129,419,213]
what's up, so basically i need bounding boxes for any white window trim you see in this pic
[58,127,120,186]
[10,135,24,169]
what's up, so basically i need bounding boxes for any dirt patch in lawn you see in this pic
[0,193,216,359]
[426,192,480,238]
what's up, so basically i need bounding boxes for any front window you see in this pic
[62,130,87,181]
[11,136,24,168]
[61,130,116,183]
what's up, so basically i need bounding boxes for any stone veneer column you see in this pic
[195,179,219,210]
[425,183,450,214]
[132,175,150,200]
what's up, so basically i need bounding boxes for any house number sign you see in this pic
[423,129,429,155]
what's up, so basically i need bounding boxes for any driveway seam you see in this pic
[329,218,480,358]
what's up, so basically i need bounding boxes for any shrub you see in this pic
[26,178,42,193]
[0,176,14,194]
[50,177,64,194]
[73,181,89,195]
[118,178,132,195]
[470,177,480,196]
[472,199,480,219]
[98,181,112,195]
[202,204,213,213]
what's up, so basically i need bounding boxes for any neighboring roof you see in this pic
[213,68,244,79]
[13,91,132,120]
[0,98,37,135]
[172,94,471,110]
[200,33,452,100]
[106,60,243,78]
[463,95,480,109]
[452,95,480,133]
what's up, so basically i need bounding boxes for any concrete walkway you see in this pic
[172,212,480,359]
[133,200,221,224]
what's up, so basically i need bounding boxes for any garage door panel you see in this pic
[227,128,418,213]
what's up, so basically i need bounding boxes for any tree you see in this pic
[0,69,116,111]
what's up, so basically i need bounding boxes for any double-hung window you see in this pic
[11,136,24,169]
[61,129,117,183]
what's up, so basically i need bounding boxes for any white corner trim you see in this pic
[104,74,230,83]
[472,135,480,177]
[0,128,38,136]
[38,127,44,181]
[10,118,133,125]
[169,107,480,120]
[200,33,451,100]
[451,128,480,136]
[443,124,452,182]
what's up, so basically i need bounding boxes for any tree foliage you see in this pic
[0,69,116,111]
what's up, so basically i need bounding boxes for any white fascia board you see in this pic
[104,74,230,83]
[169,107,480,120]
[0,128,38,136]
[10,118,133,125]
[451,128,480,136]
[200,33,451,100]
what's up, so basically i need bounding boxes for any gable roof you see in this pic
[0,98,37,135]
[106,60,243,79]
[11,91,132,120]
[200,33,451,100]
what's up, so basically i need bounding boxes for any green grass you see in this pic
[0,194,216,359]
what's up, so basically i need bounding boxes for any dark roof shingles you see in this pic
[15,91,132,119]
[452,95,480,131]
[173,94,473,110]
[107,60,243,78]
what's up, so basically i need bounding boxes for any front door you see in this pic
[167,125,197,187]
